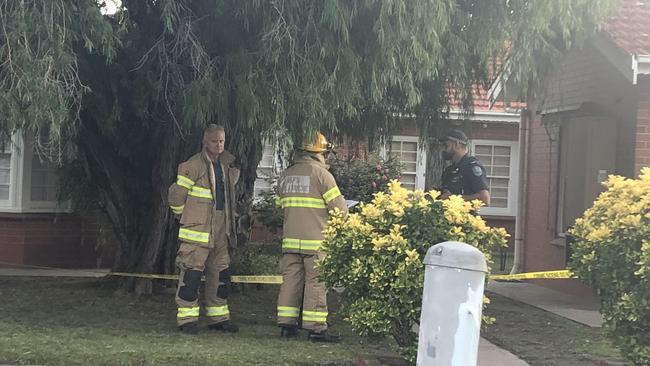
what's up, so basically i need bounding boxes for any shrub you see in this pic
[230,243,281,276]
[330,154,402,203]
[252,187,283,234]
[569,168,650,365]
[319,180,508,361]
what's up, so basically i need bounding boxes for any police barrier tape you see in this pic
[489,269,574,281]
[108,272,284,284]
[1,261,574,283]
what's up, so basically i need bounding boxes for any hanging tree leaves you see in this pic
[0,0,618,293]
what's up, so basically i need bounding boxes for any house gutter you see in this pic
[510,107,530,274]
[635,55,650,84]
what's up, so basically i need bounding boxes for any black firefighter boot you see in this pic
[178,322,199,335]
[307,330,340,343]
[207,320,239,333]
[279,325,299,340]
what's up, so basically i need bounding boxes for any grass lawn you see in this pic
[483,292,626,366]
[0,277,389,366]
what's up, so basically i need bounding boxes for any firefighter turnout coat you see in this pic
[276,152,347,331]
[168,151,240,250]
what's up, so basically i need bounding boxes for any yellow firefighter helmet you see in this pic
[299,132,329,153]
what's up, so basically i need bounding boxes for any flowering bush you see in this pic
[319,180,508,361]
[330,154,402,203]
[569,168,650,366]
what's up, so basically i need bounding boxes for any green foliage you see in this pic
[330,154,402,203]
[0,0,618,282]
[0,0,117,144]
[252,187,283,234]
[229,243,280,276]
[320,180,508,361]
[569,168,650,365]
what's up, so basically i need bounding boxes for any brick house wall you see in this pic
[522,42,645,295]
[636,77,650,174]
[0,212,100,268]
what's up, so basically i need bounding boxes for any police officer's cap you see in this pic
[440,130,468,145]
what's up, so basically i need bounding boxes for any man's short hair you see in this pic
[204,124,225,136]
[440,130,468,145]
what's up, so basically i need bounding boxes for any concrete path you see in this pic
[0,267,109,278]
[487,280,603,327]
[479,338,529,366]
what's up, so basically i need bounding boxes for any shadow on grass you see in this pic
[0,277,390,366]
[483,292,626,366]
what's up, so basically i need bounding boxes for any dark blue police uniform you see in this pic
[441,154,489,195]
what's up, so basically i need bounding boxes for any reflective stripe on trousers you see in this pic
[282,238,323,252]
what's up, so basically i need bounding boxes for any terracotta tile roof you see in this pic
[449,85,525,113]
[605,0,650,55]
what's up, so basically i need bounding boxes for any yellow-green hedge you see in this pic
[570,168,650,366]
[319,180,507,361]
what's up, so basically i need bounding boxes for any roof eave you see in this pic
[636,55,650,82]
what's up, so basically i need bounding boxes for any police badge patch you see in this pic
[472,165,483,176]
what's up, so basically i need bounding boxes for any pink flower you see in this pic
[382,175,388,181]
[371,181,377,188]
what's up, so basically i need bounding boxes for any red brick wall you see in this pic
[469,122,519,141]
[636,77,650,174]
[521,43,642,294]
[0,213,100,268]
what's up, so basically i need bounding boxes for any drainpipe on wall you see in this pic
[511,107,531,274]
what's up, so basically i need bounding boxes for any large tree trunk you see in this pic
[77,115,262,294]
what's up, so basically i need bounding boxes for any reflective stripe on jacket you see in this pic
[168,150,240,248]
[277,152,347,254]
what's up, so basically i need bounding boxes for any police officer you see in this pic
[275,132,348,342]
[440,130,491,205]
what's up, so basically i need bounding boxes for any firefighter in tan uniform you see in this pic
[276,133,348,342]
[168,124,240,335]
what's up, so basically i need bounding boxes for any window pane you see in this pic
[402,141,417,152]
[391,138,421,189]
[491,187,509,198]
[30,156,58,202]
[403,162,417,172]
[492,166,510,176]
[475,145,493,155]
[31,187,45,201]
[401,152,417,163]
[401,174,416,184]
[0,168,9,184]
[494,156,510,165]
[475,143,513,209]
[490,178,509,188]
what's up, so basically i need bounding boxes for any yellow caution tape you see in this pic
[108,272,179,281]
[107,272,283,284]
[490,269,574,281]
[231,275,283,284]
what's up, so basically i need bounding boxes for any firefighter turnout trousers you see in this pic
[277,252,328,332]
[175,211,231,326]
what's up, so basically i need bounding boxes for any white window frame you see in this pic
[0,133,22,211]
[0,133,71,213]
[470,139,519,217]
[253,140,287,201]
[382,135,427,191]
